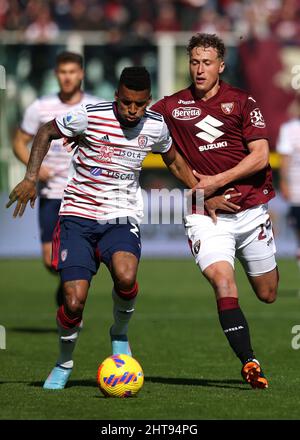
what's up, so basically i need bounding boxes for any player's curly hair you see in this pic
[187,33,226,60]
[119,67,151,91]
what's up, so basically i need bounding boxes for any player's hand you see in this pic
[205,188,241,224]
[6,178,37,217]
[63,136,79,152]
[189,170,222,198]
[38,165,53,182]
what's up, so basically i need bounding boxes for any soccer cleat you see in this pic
[43,365,73,390]
[241,359,268,389]
[110,326,132,356]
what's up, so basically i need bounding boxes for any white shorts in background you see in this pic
[184,204,277,276]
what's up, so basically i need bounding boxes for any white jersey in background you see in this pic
[276,118,300,205]
[21,93,102,199]
[54,102,172,222]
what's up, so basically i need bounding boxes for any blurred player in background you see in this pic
[13,51,101,306]
[7,67,203,389]
[152,33,278,389]
[277,96,300,274]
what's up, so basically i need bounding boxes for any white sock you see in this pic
[56,319,83,369]
[110,288,137,338]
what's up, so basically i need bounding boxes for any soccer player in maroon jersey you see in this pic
[151,33,278,389]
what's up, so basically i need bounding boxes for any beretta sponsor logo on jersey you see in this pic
[172,107,201,120]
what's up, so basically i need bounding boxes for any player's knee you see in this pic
[257,286,277,304]
[64,296,85,316]
[211,273,236,297]
[114,267,137,292]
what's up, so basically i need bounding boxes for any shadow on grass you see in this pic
[145,376,248,390]
[28,377,248,391]
[9,327,57,334]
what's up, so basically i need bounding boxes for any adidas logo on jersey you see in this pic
[100,134,110,143]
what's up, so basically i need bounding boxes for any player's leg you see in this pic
[44,216,97,389]
[109,251,139,355]
[237,210,278,304]
[43,278,89,390]
[39,198,64,306]
[185,213,267,388]
[235,206,278,388]
[289,206,300,285]
[203,261,256,367]
[98,218,141,356]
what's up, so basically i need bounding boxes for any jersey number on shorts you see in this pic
[130,223,140,238]
[258,217,272,240]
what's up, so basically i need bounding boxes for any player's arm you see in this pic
[278,154,290,200]
[162,145,241,220]
[13,129,52,181]
[191,139,269,197]
[13,129,33,165]
[6,121,62,217]
[162,144,198,188]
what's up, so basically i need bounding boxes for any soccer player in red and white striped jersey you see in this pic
[7,67,200,389]
[13,52,101,305]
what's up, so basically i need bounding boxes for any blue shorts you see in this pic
[38,198,61,243]
[52,215,141,283]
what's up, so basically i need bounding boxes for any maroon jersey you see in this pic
[151,80,275,211]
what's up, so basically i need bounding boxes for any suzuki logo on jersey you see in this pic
[195,115,225,143]
[172,107,201,120]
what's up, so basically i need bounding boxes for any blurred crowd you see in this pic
[0,0,300,43]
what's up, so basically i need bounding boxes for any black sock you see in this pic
[217,297,254,364]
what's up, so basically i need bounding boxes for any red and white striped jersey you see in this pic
[54,101,172,222]
[21,93,101,199]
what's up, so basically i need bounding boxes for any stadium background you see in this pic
[0,0,299,257]
[1,0,300,421]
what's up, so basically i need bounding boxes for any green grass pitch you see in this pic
[0,258,300,420]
